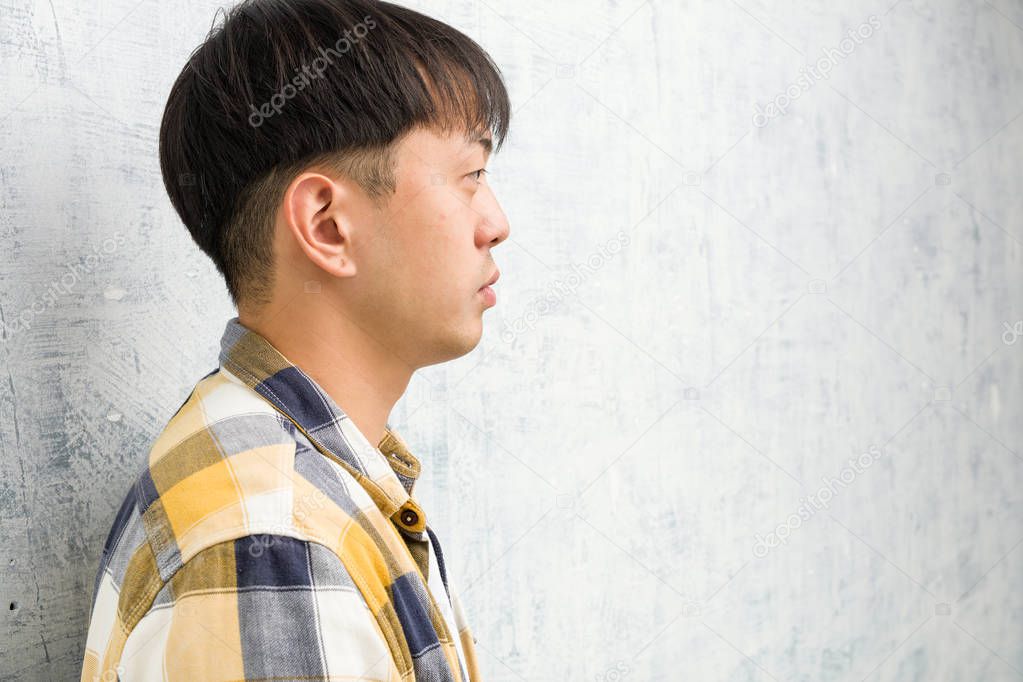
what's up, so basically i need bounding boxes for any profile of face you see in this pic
[282,126,510,371]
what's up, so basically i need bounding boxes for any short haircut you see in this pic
[159,0,511,310]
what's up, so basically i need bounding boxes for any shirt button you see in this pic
[400,509,419,526]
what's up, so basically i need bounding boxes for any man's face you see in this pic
[350,126,510,369]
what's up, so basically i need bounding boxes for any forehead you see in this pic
[397,126,492,167]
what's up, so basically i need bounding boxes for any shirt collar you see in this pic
[216,316,427,533]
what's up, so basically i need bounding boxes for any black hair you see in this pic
[159,0,511,309]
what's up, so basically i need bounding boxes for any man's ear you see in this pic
[281,171,360,279]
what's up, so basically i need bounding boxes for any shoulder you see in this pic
[85,368,402,678]
[136,367,304,577]
[90,367,380,627]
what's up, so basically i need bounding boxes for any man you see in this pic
[80,0,510,679]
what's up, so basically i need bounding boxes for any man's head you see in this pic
[159,0,511,368]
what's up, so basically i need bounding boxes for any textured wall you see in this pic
[2,0,1021,680]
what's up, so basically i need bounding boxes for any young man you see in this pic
[80,1,510,680]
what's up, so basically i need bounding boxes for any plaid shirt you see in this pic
[81,317,480,681]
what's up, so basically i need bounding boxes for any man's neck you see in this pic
[238,302,414,448]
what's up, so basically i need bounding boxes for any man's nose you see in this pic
[477,185,510,246]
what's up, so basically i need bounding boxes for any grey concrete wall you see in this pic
[2,0,1021,679]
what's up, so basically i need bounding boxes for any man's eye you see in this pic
[469,168,488,183]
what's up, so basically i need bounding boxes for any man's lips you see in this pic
[478,269,499,306]
[478,284,497,306]
[479,269,500,290]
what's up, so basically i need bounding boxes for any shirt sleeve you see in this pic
[115,534,400,682]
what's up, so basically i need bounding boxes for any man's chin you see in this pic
[451,319,485,357]
[417,321,484,368]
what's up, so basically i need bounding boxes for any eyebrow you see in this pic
[476,136,493,158]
